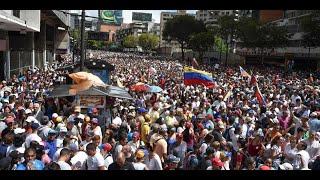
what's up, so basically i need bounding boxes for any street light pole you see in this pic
[80,10,85,71]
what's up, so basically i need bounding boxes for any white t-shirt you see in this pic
[284,144,298,162]
[86,152,105,170]
[25,133,42,148]
[148,153,162,170]
[0,122,7,135]
[104,155,113,170]
[70,151,88,170]
[53,148,63,162]
[303,139,320,160]
[295,150,310,170]
[56,136,64,148]
[200,143,208,156]
[93,126,102,145]
[57,160,72,170]
[133,162,147,170]
[7,146,25,157]
[114,144,123,159]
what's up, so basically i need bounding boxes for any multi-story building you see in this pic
[0,10,70,80]
[236,10,320,69]
[195,10,235,27]
[159,10,196,54]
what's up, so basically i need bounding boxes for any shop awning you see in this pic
[48,85,133,100]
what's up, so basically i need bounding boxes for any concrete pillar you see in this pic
[43,21,47,66]
[53,25,56,62]
[6,50,10,80]
[31,32,35,69]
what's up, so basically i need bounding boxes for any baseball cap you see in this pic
[259,165,271,170]
[100,143,112,152]
[91,118,98,124]
[31,122,40,130]
[14,128,26,134]
[168,154,180,164]
[138,108,147,113]
[26,116,37,123]
[25,109,32,114]
[48,129,57,135]
[52,113,58,119]
[211,157,223,167]
[56,116,63,123]
[59,127,67,133]
[136,150,145,159]
[279,163,293,170]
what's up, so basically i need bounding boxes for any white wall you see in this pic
[19,10,41,32]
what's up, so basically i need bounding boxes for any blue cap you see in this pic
[31,123,40,130]
[138,108,147,113]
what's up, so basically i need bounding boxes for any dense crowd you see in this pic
[0,50,319,170]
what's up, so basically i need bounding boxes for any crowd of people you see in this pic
[0,50,319,170]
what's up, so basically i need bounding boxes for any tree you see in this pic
[237,17,290,64]
[163,15,206,62]
[217,15,238,65]
[301,11,320,58]
[123,35,138,48]
[189,32,215,64]
[138,33,159,53]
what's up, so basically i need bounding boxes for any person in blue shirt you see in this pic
[16,147,44,170]
[309,112,320,132]
[44,130,58,160]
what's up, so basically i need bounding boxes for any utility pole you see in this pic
[80,10,85,71]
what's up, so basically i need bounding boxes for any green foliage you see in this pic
[189,32,215,62]
[163,15,206,60]
[301,12,320,49]
[123,35,138,48]
[214,36,228,53]
[237,17,290,52]
[138,33,159,52]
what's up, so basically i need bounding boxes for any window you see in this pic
[221,12,225,15]
[226,12,230,15]
[13,10,20,18]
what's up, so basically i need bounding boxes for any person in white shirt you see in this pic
[302,131,320,163]
[147,144,162,170]
[57,148,72,170]
[283,136,298,164]
[56,127,68,148]
[133,150,148,170]
[85,143,105,170]
[70,150,88,170]
[90,118,102,145]
[294,141,311,170]
[25,123,42,148]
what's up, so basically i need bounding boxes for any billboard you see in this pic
[101,10,123,25]
[132,12,152,22]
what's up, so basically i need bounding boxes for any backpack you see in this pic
[223,127,232,142]
[0,143,9,159]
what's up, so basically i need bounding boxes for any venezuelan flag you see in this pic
[184,67,215,88]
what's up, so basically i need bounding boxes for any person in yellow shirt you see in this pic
[150,104,160,124]
[141,114,151,143]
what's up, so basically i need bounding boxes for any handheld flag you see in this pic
[191,58,199,68]
[250,75,257,86]
[184,66,215,88]
[254,85,266,106]
[239,66,251,78]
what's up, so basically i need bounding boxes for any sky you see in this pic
[71,10,197,23]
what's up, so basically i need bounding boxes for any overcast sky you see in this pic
[71,10,197,23]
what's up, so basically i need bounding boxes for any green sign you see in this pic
[101,10,122,25]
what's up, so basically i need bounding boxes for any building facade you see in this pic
[0,10,70,80]
[195,10,235,27]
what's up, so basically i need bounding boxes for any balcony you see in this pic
[51,10,69,27]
